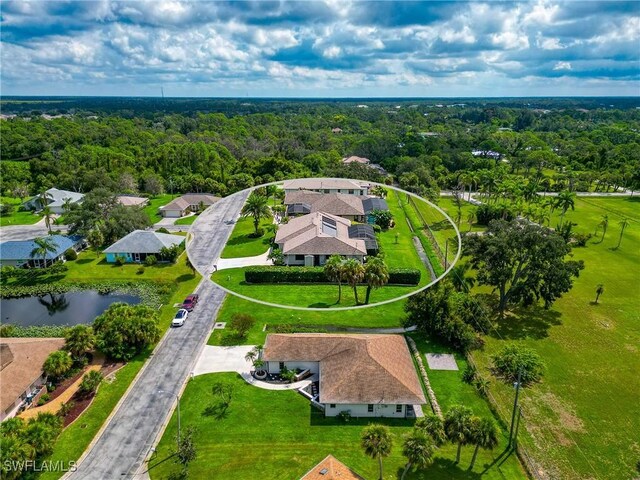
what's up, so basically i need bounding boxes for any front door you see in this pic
[133,253,141,262]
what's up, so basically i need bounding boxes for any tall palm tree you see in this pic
[415,414,447,447]
[41,206,54,234]
[598,215,609,242]
[241,192,272,236]
[450,263,475,293]
[554,191,575,226]
[324,255,345,303]
[37,190,53,210]
[364,256,389,304]
[468,417,498,470]
[30,236,59,267]
[594,284,604,304]
[361,424,393,480]
[444,405,473,464]
[342,259,365,305]
[86,228,104,258]
[615,218,630,249]
[466,211,475,232]
[401,429,435,480]
[265,184,279,207]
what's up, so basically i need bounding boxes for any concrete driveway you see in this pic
[217,250,272,270]
[193,345,254,375]
[67,193,248,480]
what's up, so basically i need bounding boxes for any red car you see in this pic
[182,294,199,311]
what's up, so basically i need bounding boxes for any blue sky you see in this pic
[1,1,639,97]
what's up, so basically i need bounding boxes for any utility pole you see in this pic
[509,369,522,447]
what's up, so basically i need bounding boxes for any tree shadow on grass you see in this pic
[410,458,482,479]
[175,274,193,283]
[490,305,562,340]
[146,452,177,472]
[201,402,231,420]
[219,333,246,346]
[76,258,93,265]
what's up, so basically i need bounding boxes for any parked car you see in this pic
[172,309,189,327]
[182,294,199,311]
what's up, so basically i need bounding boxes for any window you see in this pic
[279,362,285,370]
[294,255,305,261]
[396,405,403,413]
[324,189,330,194]
[329,404,336,409]
[348,189,354,194]
[367,404,374,413]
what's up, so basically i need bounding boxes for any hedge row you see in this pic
[244,266,421,285]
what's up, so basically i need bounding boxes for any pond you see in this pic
[0,291,141,327]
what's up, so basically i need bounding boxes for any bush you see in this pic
[137,266,145,275]
[79,370,103,395]
[57,401,75,417]
[371,209,394,230]
[338,410,352,423]
[248,227,265,238]
[63,248,78,261]
[115,255,127,266]
[491,345,545,386]
[0,204,14,216]
[156,227,170,234]
[38,393,51,406]
[244,266,420,285]
[228,313,256,338]
[144,255,157,266]
[462,363,476,384]
[372,224,382,233]
[475,204,514,225]
[572,232,592,247]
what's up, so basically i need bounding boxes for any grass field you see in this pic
[219,216,274,258]
[143,194,174,223]
[174,214,198,225]
[149,372,525,480]
[466,196,640,479]
[0,196,42,226]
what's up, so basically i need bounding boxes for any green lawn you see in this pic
[211,267,420,309]
[149,373,525,480]
[467,197,640,479]
[220,216,274,258]
[143,194,175,223]
[174,214,198,226]
[0,196,41,226]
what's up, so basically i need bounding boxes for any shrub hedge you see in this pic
[244,266,420,285]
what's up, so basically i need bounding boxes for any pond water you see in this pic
[0,291,141,327]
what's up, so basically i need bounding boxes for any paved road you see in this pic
[67,192,248,480]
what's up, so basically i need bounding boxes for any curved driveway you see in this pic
[67,192,248,479]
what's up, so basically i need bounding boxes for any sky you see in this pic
[1,1,639,97]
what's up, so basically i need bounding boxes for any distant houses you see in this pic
[342,156,370,166]
[116,195,149,207]
[0,235,85,268]
[283,179,370,196]
[23,188,84,215]
[103,230,185,263]
[159,193,220,218]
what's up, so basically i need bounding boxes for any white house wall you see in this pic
[324,403,407,418]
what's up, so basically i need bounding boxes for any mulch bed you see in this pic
[46,353,95,403]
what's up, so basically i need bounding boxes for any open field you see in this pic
[149,372,525,480]
[143,194,174,223]
[219,216,274,258]
[174,214,197,225]
[0,196,42,226]
[467,197,640,479]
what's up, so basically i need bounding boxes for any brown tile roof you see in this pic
[342,156,370,165]
[275,212,367,256]
[264,334,426,405]
[300,455,365,480]
[116,196,149,207]
[160,194,220,211]
[283,179,368,191]
[0,338,66,413]
[284,191,365,217]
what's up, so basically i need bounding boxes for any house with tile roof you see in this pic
[23,188,84,215]
[159,193,220,218]
[103,230,184,263]
[116,195,149,207]
[283,179,370,196]
[0,235,85,268]
[263,334,426,418]
[300,455,365,480]
[274,212,378,266]
[284,191,389,224]
[0,338,66,420]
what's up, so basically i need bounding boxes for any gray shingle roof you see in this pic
[103,230,184,254]
[362,197,389,214]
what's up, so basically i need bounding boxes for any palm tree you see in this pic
[554,191,575,226]
[324,255,345,303]
[615,218,630,249]
[415,414,447,447]
[451,263,475,293]
[241,192,272,236]
[370,185,387,198]
[364,257,389,304]
[361,424,393,480]
[42,351,73,379]
[401,429,435,480]
[468,417,498,470]
[342,259,365,305]
[37,190,53,210]
[41,206,54,234]
[265,184,279,207]
[64,325,96,359]
[30,236,59,267]
[62,198,73,216]
[444,405,473,464]
[86,228,104,258]
[598,215,609,243]
[594,284,604,304]
[466,212,475,232]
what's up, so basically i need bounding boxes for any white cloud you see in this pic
[553,61,572,70]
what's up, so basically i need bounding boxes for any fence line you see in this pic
[407,195,447,267]
[406,337,442,418]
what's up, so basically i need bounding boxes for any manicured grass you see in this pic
[143,194,174,223]
[0,196,41,226]
[467,197,640,479]
[219,216,273,258]
[174,214,198,225]
[149,373,525,480]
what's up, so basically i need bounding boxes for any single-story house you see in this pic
[283,179,370,196]
[116,195,149,207]
[159,193,220,218]
[23,188,84,215]
[274,212,378,266]
[300,455,364,480]
[342,156,370,165]
[331,128,342,134]
[1,338,66,421]
[284,191,389,224]
[263,334,426,418]
[103,230,185,263]
[0,235,85,268]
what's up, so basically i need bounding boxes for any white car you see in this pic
[172,309,189,327]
